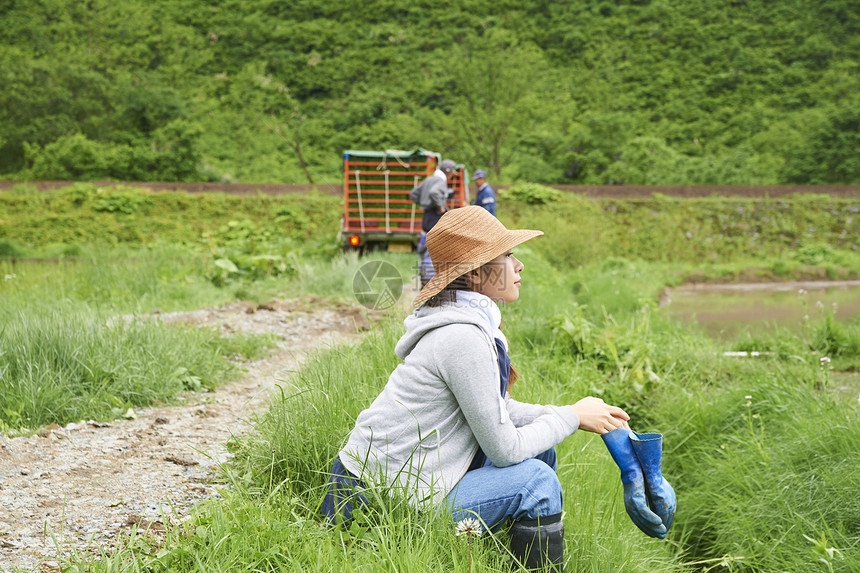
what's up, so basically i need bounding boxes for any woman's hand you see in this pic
[570,397,630,434]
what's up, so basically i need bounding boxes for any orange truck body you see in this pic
[341,149,469,252]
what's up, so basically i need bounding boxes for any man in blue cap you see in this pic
[471,169,497,217]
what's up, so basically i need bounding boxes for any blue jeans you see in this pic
[443,448,562,532]
[320,457,368,525]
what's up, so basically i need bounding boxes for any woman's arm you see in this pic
[505,396,550,426]
[506,395,629,432]
[435,325,579,467]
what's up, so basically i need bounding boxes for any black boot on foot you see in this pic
[509,513,564,572]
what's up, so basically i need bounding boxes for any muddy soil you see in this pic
[0,296,384,572]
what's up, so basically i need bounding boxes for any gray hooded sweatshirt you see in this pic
[339,297,580,508]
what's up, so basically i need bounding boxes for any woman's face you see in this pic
[474,251,524,303]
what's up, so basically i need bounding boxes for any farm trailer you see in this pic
[340,149,470,252]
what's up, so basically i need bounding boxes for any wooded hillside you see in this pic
[2,0,858,185]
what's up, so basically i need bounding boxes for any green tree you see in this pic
[784,100,860,184]
[438,30,553,179]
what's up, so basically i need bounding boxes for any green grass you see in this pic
[72,319,678,573]
[654,361,860,572]
[290,249,420,303]
[0,184,341,249]
[0,244,420,315]
[0,243,290,432]
[5,186,860,280]
[0,244,264,314]
[3,193,859,571]
[0,244,421,434]
[55,243,860,573]
[0,307,276,432]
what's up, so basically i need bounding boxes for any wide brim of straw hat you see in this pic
[413,206,543,307]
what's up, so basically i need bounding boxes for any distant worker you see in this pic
[471,169,496,216]
[410,158,457,232]
[417,231,435,288]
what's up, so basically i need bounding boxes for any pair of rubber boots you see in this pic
[602,428,676,539]
[507,429,675,570]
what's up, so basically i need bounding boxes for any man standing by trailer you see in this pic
[410,158,457,233]
[471,169,496,217]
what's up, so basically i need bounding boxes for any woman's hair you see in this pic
[424,273,473,307]
[508,365,519,392]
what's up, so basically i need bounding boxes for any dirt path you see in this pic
[0,296,381,572]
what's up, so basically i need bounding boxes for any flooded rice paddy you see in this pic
[660,279,860,339]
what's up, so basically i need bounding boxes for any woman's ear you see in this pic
[465,268,482,290]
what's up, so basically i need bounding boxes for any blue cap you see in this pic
[472,169,487,180]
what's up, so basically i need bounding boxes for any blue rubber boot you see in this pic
[602,428,667,539]
[630,432,676,534]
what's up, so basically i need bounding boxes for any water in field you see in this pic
[660,280,860,339]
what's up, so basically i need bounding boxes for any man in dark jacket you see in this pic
[410,159,456,232]
[471,169,497,217]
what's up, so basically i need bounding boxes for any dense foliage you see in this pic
[2,0,858,184]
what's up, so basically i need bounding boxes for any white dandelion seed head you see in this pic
[455,517,483,536]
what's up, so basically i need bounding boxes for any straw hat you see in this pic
[413,206,543,307]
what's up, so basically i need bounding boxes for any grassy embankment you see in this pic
[2,185,859,571]
[501,185,860,282]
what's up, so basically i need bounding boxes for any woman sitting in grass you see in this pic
[322,206,656,571]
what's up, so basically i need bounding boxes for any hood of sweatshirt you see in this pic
[395,299,495,360]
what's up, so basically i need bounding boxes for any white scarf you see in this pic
[454,290,508,351]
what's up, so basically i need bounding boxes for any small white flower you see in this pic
[3,274,16,281]
[798,288,808,295]
[455,517,483,537]
[820,356,831,364]
[744,395,752,400]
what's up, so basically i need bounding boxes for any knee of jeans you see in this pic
[519,459,563,515]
